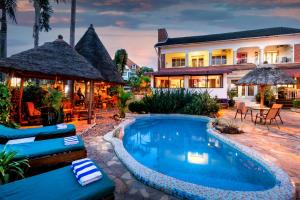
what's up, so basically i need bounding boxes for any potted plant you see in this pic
[116,87,132,118]
[291,99,300,113]
[227,89,237,107]
[0,147,29,184]
[42,88,63,126]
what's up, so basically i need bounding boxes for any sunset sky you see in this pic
[8,0,300,69]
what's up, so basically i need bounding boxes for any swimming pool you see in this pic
[105,114,293,199]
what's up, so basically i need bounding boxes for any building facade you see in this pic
[122,58,140,81]
[149,27,300,101]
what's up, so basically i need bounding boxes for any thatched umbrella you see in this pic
[75,24,124,84]
[237,64,296,107]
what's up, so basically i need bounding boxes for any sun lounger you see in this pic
[0,163,115,200]
[0,124,76,144]
[0,136,86,173]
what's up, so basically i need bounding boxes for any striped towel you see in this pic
[57,123,68,130]
[64,136,79,146]
[71,158,102,186]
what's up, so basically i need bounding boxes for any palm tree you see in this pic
[0,0,17,58]
[69,0,76,47]
[32,0,63,48]
[114,49,128,75]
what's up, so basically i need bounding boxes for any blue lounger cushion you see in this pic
[0,163,115,200]
[0,136,85,160]
[0,124,76,140]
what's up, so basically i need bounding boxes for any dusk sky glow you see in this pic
[9,0,300,68]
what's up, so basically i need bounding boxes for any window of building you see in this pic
[191,56,204,67]
[154,77,169,88]
[189,76,207,88]
[265,51,278,64]
[172,58,185,67]
[248,86,254,96]
[189,75,223,88]
[241,86,246,96]
[212,55,226,65]
[169,77,184,88]
[237,53,247,64]
[154,76,184,88]
[230,80,238,93]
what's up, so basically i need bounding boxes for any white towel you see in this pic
[57,123,68,130]
[64,136,79,146]
[71,158,102,186]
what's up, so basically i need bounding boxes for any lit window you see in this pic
[154,76,184,88]
[189,75,222,88]
[248,86,254,96]
[172,58,185,67]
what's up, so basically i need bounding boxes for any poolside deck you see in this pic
[219,109,300,199]
[80,109,300,199]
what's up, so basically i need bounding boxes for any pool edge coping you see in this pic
[104,114,295,200]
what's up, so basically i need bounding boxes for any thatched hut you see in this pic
[0,37,104,81]
[237,64,296,107]
[75,24,123,84]
[0,36,104,124]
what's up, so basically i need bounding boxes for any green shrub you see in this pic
[0,83,11,123]
[117,87,132,118]
[183,91,219,116]
[0,147,29,184]
[23,85,47,108]
[128,89,219,116]
[142,89,193,113]
[128,101,148,113]
[255,87,275,107]
[293,100,300,108]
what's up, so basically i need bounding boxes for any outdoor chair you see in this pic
[63,101,73,122]
[0,124,76,144]
[0,136,86,174]
[254,104,282,128]
[0,162,115,200]
[272,103,284,124]
[234,102,252,121]
[25,102,41,123]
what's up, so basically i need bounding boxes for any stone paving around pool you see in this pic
[78,109,300,199]
[220,109,300,199]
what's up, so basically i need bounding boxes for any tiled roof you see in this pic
[148,63,300,76]
[155,27,300,47]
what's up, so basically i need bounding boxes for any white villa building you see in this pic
[122,58,140,81]
[148,27,300,103]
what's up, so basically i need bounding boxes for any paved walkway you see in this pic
[79,109,300,199]
[220,109,300,198]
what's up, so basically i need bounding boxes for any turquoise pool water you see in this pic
[123,116,277,191]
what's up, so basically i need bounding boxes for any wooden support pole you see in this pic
[18,78,25,123]
[260,85,265,108]
[84,81,88,98]
[87,80,94,124]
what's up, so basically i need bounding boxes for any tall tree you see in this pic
[114,49,128,75]
[69,0,76,47]
[0,0,17,58]
[32,0,63,48]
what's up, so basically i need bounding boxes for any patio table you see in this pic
[247,105,270,123]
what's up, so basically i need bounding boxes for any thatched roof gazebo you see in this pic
[237,64,296,107]
[0,37,104,81]
[75,24,124,84]
[0,36,104,124]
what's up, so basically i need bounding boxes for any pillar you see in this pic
[185,51,189,67]
[259,48,264,64]
[184,76,189,89]
[18,78,24,123]
[233,50,237,64]
[87,80,94,124]
[209,51,212,66]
